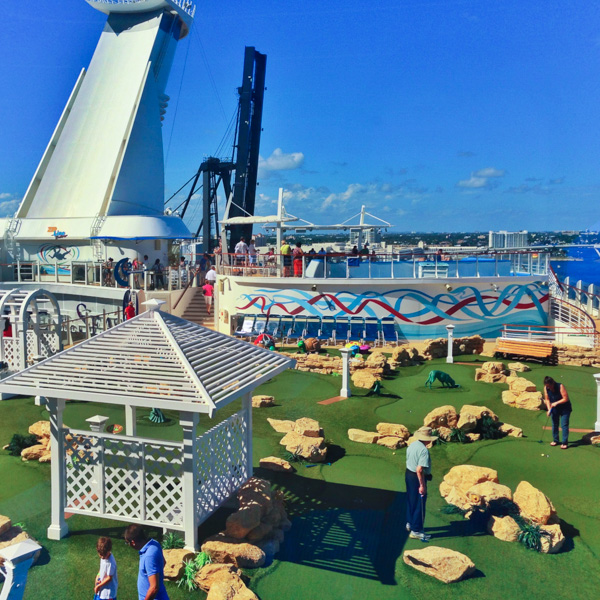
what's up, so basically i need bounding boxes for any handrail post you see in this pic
[55,260,59,283]
[69,261,74,284]
[476,255,479,277]
[413,256,416,278]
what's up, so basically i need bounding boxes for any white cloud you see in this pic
[0,194,21,217]
[457,176,488,188]
[258,148,304,177]
[473,167,506,178]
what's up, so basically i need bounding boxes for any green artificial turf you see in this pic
[0,357,599,599]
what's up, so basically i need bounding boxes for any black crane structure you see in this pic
[172,47,266,254]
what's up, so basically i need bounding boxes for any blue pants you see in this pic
[552,411,570,444]
[405,469,427,533]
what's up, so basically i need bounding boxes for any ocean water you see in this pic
[551,247,600,287]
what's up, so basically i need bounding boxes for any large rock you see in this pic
[502,390,518,407]
[509,378,537,394]
[348,429,380,444]
[460,405,498,422]
[513,392,544,411]
[195,563,243,592]
[252,395,274,408]
[266,418,295,433]
[279,431,327,462]
[439,465,499,509]
[465,481,512,507]
[513,481,557,525]
[201,536,266,568]
[498,423,523,437]
[259,457,295,473]
[423,405,458,429]
[487,515,520,542]
[28,421,50,439]
[403,546,476,583]
[293,417,321,438]
[456,412,478,433]
[481,361,506,374]
[376,422,410,439]
[365,352,389,370]
[376,436,406,449]
[237,478,272,516]
[0,515,11,537]
[475,369,507,383]
[207,573,259,600]
[246,522,273,543]
[391,346,422,366]
[225,504,262,539]
[508,362,531,372]
[539,523,566,554]
[163,548,195,580]
[21,444,47,461]
[351,370,379,389]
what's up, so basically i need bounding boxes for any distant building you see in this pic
[350,227,381,247]
[488,230,529,249]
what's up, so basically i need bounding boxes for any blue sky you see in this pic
[1,0,600,231]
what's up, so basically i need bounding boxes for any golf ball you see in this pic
[541,453,544,456]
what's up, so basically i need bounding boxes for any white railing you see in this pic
[91,0,196,18]
[501,325,556,343]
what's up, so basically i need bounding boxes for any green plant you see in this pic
[440,504,467,515]
[161,532,184,550]
[283,448,304,463]
[6,433,39,457]
[479,415,503,440]
[431,429,447,444]
[517,522,552,552]
[14,522,27,532]
[448,427,468,444]
[177,552,212,591]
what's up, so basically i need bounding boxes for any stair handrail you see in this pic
[172,266,200,311]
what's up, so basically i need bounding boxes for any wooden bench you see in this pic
[495,338,556,364]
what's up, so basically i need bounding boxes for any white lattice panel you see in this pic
[2,338,20,371]
[26,331,36,366]
[25,330,60,366]
[64,430,184,529]
[196,410,249,523]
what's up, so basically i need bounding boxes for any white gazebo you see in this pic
[0,288,62,373]
[0,301,294,549]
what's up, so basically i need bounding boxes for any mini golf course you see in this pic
[1,354,599,599]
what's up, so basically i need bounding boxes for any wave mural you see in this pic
[236,283,548,338]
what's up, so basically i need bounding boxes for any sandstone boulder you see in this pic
[498,423,523,437]
[513,481,557,525]
[481,361,506,374]
[21,444,47,461]
[487,515,520,542]
[206,573,259,600]
[403,546,476,583]
[508,362,531,372]
[266,418,295,433]
[590,434,600,446]
[466,433,481,442]
[391,346,422,366]
[351,370,379,389]
[0,516,11,537]
[475,369,507,383]
[423,405,458,429]
[259,457,295,473]
[465,481,512,507]
[376,436,406,449]
[513,392,544,411]
[376,423,410,439]
[457,412,478,433]
[439,465,499,509]
[509,378,537,394]
[539,523,566,554]
[502,390,518,407]
[246,522,273,543]
[348,429,380,444]
[365,352,389,370]
[294,417,321,438]
[195,563,243,592]
[163,548,195,580]
[237,478,272,516]
[39,452,52,463]
[460,404,498,422]
[29,421,50,439]
[201,536,266,568]
[436,426,452,441]
[225,504,262,539]
[279,431,327,462]
[252,395,274,408]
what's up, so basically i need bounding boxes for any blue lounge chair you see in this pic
[265,316,281,337]
[253,315,267,339]
[349,317,365,343]
[235,315,256,338]
[364,318,381,346]
[334,317,350,344]
[305,317,322,339]
[279,316,294,343]
[381,317,399,346]
[285,316,307,343]
[319,317,336,345]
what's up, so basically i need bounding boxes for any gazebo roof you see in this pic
[0,305,295,414]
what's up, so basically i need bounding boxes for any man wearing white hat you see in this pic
[405,426,438,542]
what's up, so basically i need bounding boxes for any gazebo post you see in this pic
[47,397,68,540]
[243,392,253,478]
[180,411,199,550]
[125,405,137,436]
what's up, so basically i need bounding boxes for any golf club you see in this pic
[538,408,553,444]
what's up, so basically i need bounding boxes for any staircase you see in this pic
[174,288,215,330]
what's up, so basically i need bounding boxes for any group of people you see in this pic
[406,376,573,543]
[93,525,169,600]
[102,255,166,289]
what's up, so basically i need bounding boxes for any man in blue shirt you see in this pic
[405,426,438,542]
[124,524,169,600]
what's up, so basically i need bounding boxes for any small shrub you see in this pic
[431,429,446,444]
[440,504,467,515]
[449,427,468,444]
[6,434,39,457]
[162,532,184,550]
[518,522,552,552]
[479,415,503,440]
[14,522,27,532]
[283,448,304,463]
[177,552,212,591]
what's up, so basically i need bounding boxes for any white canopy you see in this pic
[0,308,294,414]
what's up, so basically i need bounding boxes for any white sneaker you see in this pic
[409,531,431,542]
[406,522,411,532]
